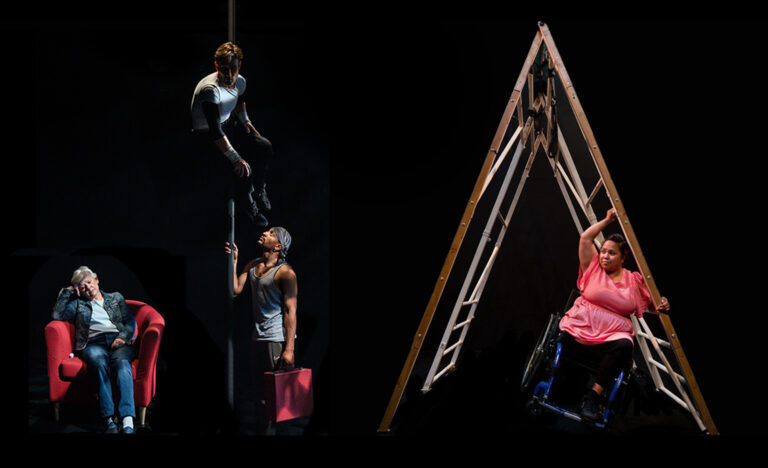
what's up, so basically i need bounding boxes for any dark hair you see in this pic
[214,42,243,64]
[604,233,630,257]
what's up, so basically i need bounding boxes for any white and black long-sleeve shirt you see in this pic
[190,72,247,139]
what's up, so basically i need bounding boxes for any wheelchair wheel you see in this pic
[520,312,560,392]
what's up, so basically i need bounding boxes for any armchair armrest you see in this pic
[134,321,164,406]
[44,320,75,402]
[135,323,163,380]
[45,321,74,364]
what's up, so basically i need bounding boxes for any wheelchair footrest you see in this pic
[529,395,610,429]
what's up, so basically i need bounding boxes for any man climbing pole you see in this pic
[191,41,274,227]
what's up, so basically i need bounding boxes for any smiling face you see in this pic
[77,275,101,301]
[215,55,240,89]
[599,240,625,274]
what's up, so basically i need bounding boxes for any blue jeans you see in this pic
[78,332,136,419]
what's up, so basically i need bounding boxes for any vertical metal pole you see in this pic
[226,0,236,411]
[227,199,235,410]
[228,0,236,43]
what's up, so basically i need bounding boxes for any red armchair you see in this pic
[44,300,165,426]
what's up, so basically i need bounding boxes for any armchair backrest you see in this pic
[126,300,165,341]
[46,300,163,348]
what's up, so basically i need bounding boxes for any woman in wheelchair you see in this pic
[557,208,670,422]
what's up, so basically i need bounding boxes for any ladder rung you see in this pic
[497,210,508,229]
[461,299,479,306]
[658,386,690,412]
[453,318,473,331]
[587,178,603,207]
[442,341,462,356]
[636,331,671,349]
[432,363,455,384]
[649,358,687,384]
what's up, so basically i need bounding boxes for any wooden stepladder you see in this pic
[378,22,717,435]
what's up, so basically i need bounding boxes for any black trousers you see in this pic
[250,339,284,403]
[249,339,285,434]
[557,330,633,392]
[192,119,274,207]
[228,119,274,201]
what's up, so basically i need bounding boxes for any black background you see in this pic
[7,6,767,453]
[11,7,331,437]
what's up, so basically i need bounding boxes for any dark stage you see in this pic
[13,10,329,437]
[7,12,767,451]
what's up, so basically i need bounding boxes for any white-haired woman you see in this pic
[52,266,137,434]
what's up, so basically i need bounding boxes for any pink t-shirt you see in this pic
[559,253,653,345]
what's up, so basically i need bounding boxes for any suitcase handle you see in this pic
[273,363,306,373]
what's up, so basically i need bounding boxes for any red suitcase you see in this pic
[264,368,314,422]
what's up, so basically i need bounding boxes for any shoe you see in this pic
[104,418,119,434]
[246,201,269,227]
[580,389,602,422]
[122,425,135,434]
[253,183,272,212]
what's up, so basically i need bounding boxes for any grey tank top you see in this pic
[249,260,289,341]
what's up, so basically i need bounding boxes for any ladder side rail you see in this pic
[637,316,690,385]
[556,128,604,245]
[636,314,707,432]
[377,32,545,433]
[631,316,666,391]
[468,243,501,304]
[503,134,541,229]
[481,125,524,197]
[447,137,543,373]
[555,162,593,220]
[539,23,659,303]
[423,138,530,392]
[633,315,686,382]
[657,312,716,432]
[539,133,586,236]
[449,161,527,370]
[556,126,590,204]
[446,301,480,370]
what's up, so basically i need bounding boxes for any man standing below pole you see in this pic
[225,227,297,434]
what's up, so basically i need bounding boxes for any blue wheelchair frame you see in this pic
[529,340,627,429]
